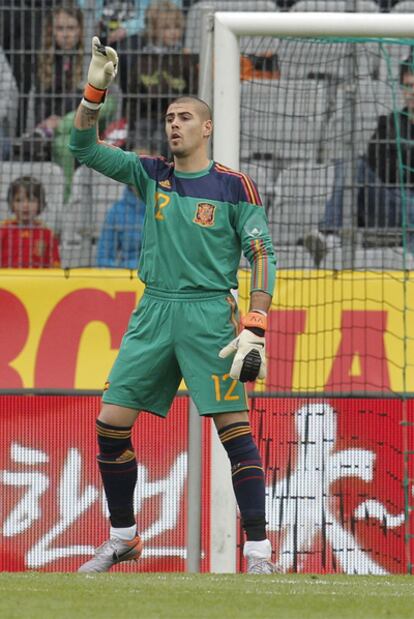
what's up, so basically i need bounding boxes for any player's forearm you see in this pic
[247,238,277,298]
[74,103,100,130]
[249,291,272,314]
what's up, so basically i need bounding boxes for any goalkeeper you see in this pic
[70,38,277,575]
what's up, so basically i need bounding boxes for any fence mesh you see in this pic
[0,2,412,268]
[233,36,414,397]
[2,2,414,576]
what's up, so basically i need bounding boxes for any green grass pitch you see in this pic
[0,573,413,619]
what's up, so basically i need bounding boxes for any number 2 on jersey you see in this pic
[154,192,170,220]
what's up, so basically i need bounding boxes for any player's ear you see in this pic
[203,119,213,138]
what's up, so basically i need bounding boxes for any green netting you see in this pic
[236,35,414,399]
[238,35,414,271]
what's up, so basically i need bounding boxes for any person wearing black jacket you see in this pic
[304,57,414,265]
[359,57,414,230]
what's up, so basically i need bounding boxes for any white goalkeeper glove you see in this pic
[219,311,267,382]
[82,36,118,110]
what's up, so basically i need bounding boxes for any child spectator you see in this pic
[96,185,146,269]
[141,0,186,52]
[77,0,183,45]
[0,176,60,268]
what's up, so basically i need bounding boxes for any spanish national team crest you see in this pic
[193,202,216,227]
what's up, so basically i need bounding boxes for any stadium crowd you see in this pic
[0,0,413,268]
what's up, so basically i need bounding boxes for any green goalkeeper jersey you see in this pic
[69,127,277,296]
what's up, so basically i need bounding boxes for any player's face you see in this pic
[165,102,211,157]
[53,11,81,51]
[402,72,414,114]
[11,188,40,225]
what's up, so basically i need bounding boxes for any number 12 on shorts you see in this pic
[211,373,240,401]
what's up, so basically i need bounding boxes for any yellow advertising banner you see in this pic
[0,269,143,390]
[1,268,414,392]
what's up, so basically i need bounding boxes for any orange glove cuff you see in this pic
[242,311,267,331]
[84,83,107,104]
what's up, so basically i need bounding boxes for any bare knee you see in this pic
[98,403,140,427]
[212,410,249,431]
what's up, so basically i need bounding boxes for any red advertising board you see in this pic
[0,395,211,573]
[0,395,411,574]
[248,397,407,574]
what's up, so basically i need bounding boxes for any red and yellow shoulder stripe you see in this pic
[214,162,262,206]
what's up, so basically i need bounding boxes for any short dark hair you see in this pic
[167,95,212,121]
[400,55,414,85]
[7,176,46,213]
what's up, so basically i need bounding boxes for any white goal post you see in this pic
[209,10,414,574]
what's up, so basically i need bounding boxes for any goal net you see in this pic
[239,36,414,268]
[211,13,414,396]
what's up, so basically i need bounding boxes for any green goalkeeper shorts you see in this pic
[102,288,249,417]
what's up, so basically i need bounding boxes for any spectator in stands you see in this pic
[77,0,183,45]
[3,0,56,134]
[34,5,84,127]
[304,56,414,266]
[96,185,146,269]
[140,0,186,51]
[119,0,197,155]
[16,6,118,201]
[0,176,60,268]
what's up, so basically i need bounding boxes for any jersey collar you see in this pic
[173,160,214,179]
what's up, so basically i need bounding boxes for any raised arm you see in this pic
[74,37,118,131]
[69,38,142,187]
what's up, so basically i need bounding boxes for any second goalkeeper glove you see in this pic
[82,36,118,110]
[219,311,267,382]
